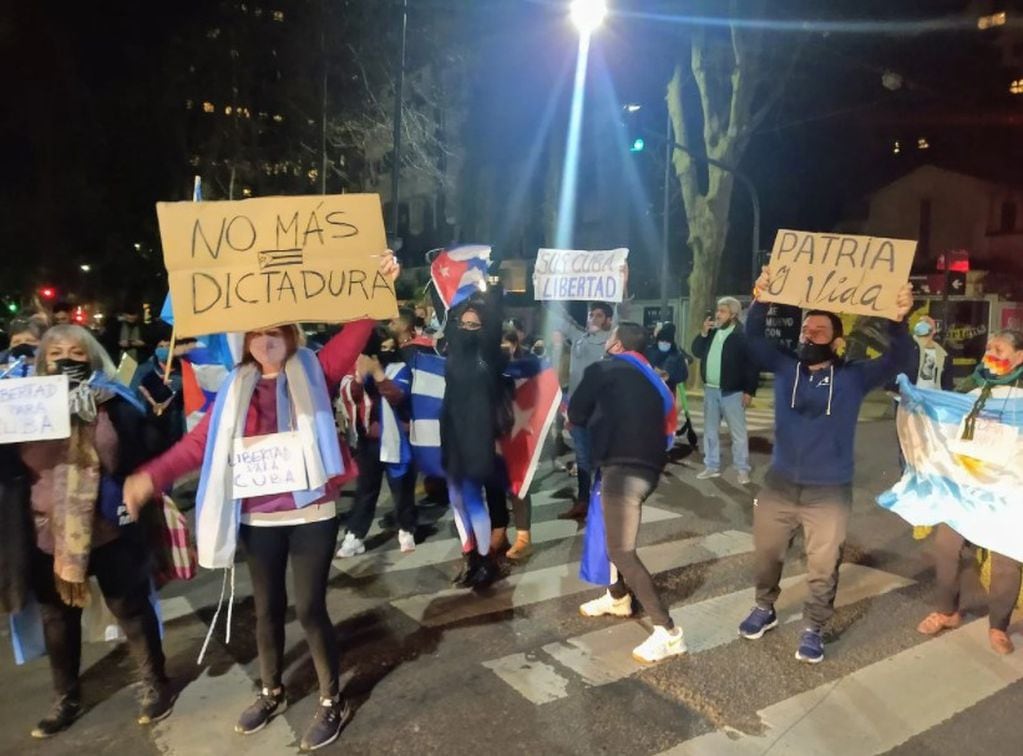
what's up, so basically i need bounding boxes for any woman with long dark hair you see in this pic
[123,255,398,751]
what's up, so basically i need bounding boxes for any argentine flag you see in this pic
[879,373,1023,562]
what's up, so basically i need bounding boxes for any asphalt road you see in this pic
[2,413,1021,755]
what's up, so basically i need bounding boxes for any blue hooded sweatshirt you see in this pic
[746,301,911,486]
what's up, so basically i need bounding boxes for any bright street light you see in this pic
[570,0,607,35]
[80,264,91,272]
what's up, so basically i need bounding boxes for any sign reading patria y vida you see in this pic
[156,193,398,338]
[762,230,916,319]
[534,248,629,303]
[0,375,71,444]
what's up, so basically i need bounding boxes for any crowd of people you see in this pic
[2,253,1021,751]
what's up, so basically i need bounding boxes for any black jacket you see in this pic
[568,357,668,473]
[691,325,759,396]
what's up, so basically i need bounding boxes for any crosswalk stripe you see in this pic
[338,505,681,577]
[153,665,299,754]
[660,619,1023,755]
[391,530,754,627]
[485,563,914,704]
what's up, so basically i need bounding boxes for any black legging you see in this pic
[31,533,166,699]
[239,518,340,699]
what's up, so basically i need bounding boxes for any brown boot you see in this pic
[916,611,962,635]
[989,629,1015,655]
[506,531,532,560]
[558,501,588,520]
[490,528,510,554]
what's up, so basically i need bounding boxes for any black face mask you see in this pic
[10,343,36,360]
[378,350,398,367]
[52,358,92,384]
[797,341,834,366]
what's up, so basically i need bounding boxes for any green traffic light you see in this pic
[630,137,645,152]
[6,303,16,314]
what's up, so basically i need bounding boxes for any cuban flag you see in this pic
[409,353,562,498]
[430,245,491,311]
[878,374,1023,562]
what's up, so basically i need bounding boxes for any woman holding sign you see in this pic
[123,254,399,752]
[6,325,172,738]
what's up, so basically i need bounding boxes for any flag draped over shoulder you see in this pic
[878,373,1023,562]
[409,352,562,498]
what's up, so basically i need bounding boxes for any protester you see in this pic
[130,323,195,452]
[122,254,398,751]
[737,267,912,663]
[52,302,72,326]
[336,328,417,557]
[573,321,684,663]
[498,329,538,560]
[646,322,688,397]
[550,301,618,519]
[690,297,759,485]
[442,285,510,589]
[117,310,146,363]
[914,330,1023,655]
[0,316,44,376]
[5,325,172,738]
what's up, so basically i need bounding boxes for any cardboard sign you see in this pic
[949,417,1018,466]
[533,248,629,303]
[156,193,397,337]
[762,230,916,319]
[230,432,309,498]
[0,375,71,443]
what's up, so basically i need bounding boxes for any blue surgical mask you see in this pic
[155,346,170,363]
[657,342,671,353]
[913,322,933,337]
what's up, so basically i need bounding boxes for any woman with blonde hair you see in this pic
[123,254,398,752]
[5,324,172,738]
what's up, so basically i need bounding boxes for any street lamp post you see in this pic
[390,0,409,249]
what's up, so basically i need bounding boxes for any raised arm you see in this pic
[853,319,913,391]
[545,300,586,343]
[318,319,376,392]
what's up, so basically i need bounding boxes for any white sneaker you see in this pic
[579,590,633,618]
[398,529,416,553]
[737,470,751,486]
[696,468,721,480]
[632,625,687,664]
[335,532,365,558]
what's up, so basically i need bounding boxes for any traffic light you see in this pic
[629,137,645,152]
[6,302,17,314]
[39,286,56,301]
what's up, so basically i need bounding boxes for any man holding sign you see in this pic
[737,259,913,665]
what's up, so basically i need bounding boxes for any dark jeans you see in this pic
[933,523,1022,631]
[347,439,416,539]
[753,472,852,630]
[31,533,166,699]
[239,518,340,699]
[601,465,671,628]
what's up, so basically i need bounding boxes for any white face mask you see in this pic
[249,334,287,368]
[657,342,671,353]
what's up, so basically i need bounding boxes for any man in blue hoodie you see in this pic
[737,267,913,664]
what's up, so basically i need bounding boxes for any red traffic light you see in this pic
[39,286,56,300]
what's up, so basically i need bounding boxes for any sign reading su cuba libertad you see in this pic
[762,230,916,320]
[156,193,398,337]
[533,248,629,303]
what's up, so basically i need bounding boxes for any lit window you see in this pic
[307,168,319,182]
[242,187,253,197]
[202,101,215,113]
[185,99,193,110]
[273,10,284,22]
[893,140,901,155]
[917,137,930,150]
[225,106,233,115]
[979,12,1008,30]
[272,114,284,122]
[1011,79,1023,94]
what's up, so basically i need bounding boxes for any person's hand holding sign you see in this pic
[379,249,400,282]
[892,283,913,322]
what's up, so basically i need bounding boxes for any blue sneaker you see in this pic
[738,606,778,639]
[795,628,824,664]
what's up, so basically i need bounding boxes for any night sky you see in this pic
[1,0,1019,309]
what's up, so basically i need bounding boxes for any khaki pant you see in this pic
[753,472,852,630]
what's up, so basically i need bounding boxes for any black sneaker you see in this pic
[299,696,351,752]
[468,557,499,591]
[31,694,82,738]
[453,552,481,588]
[235,688,287,735]
[137,681,176,725]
